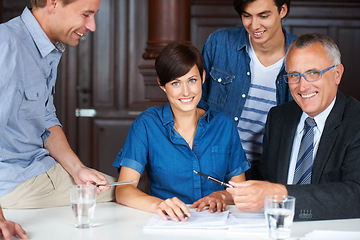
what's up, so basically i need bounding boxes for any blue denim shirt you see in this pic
[201,26,297,122]
[0,8,64,197]
[113,101,250,204]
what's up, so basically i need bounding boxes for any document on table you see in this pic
[144,209,229,229]
[144,209,267,232]
[226,213,268,236]
[301,230,360,240]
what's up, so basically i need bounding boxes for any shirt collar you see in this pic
[21,7,65,58]
[161,100,213,126]
[298,97,336,135]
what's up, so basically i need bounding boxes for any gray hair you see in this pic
[285,33,341,68]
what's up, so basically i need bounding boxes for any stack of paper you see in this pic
[144,209,267,236]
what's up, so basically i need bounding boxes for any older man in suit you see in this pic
[227,33,360,221]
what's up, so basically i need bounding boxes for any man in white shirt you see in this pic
[227,33,360,221]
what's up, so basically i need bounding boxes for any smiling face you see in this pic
[286,42,344,117]
[161,65,204,115]
[47,0,101,46]
[241,0,287,46]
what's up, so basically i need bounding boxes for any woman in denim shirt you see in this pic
[113,43,250,222]
[202,0,297,168]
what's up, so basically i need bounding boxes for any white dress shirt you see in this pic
[287,97,336,184]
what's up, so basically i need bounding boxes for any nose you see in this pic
[182,83,190,96]
[251,17,260,30]
[298,75,311,91]
[85,16,96,32]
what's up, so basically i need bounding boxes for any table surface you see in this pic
[3,202,360,240]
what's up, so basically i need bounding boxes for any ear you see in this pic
[279,3,288,19]
[202,70,206,84]
[47,0,58,12]
[157,77,165,91]
[334,64,344,86]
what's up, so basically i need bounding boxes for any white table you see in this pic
[3,202,360,240]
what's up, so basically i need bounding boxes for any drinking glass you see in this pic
[70,185,97,228]
[264,195,295,239]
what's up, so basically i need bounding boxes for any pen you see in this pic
[96,180,137,187]
[193,170,233,188]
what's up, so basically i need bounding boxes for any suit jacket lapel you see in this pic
[277,103,302,184]
[312,92,344,183]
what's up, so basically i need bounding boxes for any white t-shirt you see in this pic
[237,40,283,163]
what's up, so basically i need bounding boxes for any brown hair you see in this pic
[233,0,291,18]
[155,43,204,86]
[30,0,76,8]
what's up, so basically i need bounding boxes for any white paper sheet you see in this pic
[143,209,268,234]
[144,209,229,229]
[301,230,360,240]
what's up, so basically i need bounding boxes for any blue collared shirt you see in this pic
[113,101,250,204]
[0,8,64,196]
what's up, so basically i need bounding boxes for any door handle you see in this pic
[75,109,96,118]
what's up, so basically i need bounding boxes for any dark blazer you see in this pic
[249,91,360,221]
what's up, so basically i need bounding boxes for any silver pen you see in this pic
[193,170,233,188]
[97,180,137,187]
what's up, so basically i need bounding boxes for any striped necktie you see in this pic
[293,117,317,185]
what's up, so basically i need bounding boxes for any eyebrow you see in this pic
[173,75,198,81]
[242,10,272,15]
[289,68,319,74]
[187,75,198,79]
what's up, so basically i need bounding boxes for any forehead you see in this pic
[286,43,332,71]
[173,65,200,80]
[64,0,101,11]
[243,0,277,12]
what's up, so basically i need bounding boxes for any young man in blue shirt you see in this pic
[202,0,296,168]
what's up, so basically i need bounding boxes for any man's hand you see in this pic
[226,180,288,212]
[0,217,28,240]
[72,166,111,193]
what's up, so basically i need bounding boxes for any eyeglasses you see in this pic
[283,65,337,84]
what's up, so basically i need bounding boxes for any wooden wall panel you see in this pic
[93,119,133,177]
[93,0,115,108]
[337,28,360,99]
[190,0,360,101]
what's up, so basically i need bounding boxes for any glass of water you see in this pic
[70,185,97,228]
[264,195,295,239]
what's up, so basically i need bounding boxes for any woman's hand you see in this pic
[155,197,191,222]
[189,191,227,213]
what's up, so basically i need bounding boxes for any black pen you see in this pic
[193,170,233,188]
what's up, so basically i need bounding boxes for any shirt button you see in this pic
[234,117,239,121]
[218,78,222,83]
[247,72,250,76]
[242,94,246,98]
